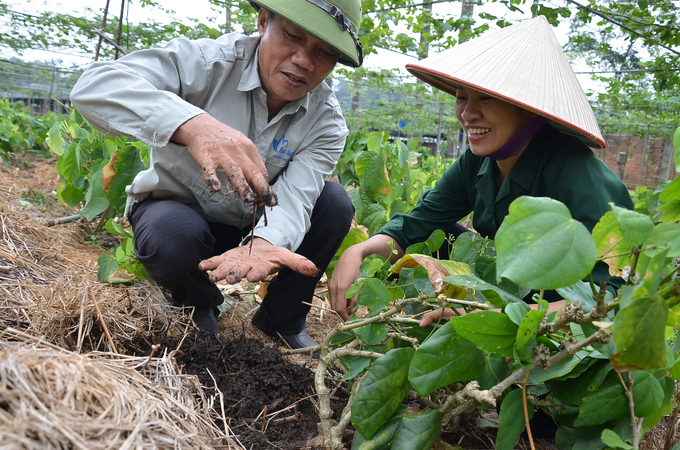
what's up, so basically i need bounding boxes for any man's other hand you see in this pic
[172,114,278,206]
[198,238,318,284]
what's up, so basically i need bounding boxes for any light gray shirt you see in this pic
[70,33,348,251]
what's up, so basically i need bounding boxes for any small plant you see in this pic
[46,106,150,282]
[0,99,56,162]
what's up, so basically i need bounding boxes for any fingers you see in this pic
[419,307,457,327]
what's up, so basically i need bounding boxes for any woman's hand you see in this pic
[419,307,460,327]
[328,246,364,321]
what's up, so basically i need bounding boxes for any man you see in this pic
[70,0,363,349]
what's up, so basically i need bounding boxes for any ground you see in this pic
[0,152,673,450]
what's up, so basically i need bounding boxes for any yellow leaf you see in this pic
[389,254,472,299]
[102,151,119,194]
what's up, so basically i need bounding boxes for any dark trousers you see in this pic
[129,181,354,334]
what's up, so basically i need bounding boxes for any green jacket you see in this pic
[380,124,634,296]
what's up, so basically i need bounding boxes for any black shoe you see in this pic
[190,306,219,333]
[251,307,319,351]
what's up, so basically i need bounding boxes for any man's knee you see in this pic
[315,181,355,227]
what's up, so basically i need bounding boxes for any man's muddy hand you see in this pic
[198,238,318,284]
[172,114,278,206]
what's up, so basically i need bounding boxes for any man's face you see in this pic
[257,9,340,115]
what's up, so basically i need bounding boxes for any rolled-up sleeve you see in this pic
[70,38,210,147]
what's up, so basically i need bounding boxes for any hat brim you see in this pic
[406,65,606,149]
[252,0,361,67]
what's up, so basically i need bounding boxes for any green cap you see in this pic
[251,0,363,67]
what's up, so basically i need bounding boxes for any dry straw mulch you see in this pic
[0,328,234,449]
[0,161,246,449]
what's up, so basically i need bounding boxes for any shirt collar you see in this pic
[238,45,310,119]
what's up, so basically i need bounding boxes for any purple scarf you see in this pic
[487,115,549,161]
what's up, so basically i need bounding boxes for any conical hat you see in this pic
[406,15,605,149]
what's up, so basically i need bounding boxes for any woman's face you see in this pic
[455,87,535,158]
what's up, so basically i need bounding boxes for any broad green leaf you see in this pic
[505,301,531,326]
[352,347,415,439]
[674,125,680,172]
[58,143,83,182]
[341,356,372,381]
[409,321,485,395]
[612,296,668,372]
[354,321,388,345]
[496,196,597,290]
[391,410,442,450]
[601,430,633,449]
[496,389,533,450]
[358,151,390,200]
[366,131,386,153]
[658,200,680,223]
[451,311,518,357]
[357,278,391,312]
[631,370,664,417]
[96,252,118,283]
[668,303,680,329]
[545,359,612,406]
[478,353,507,390]
[528,351,588,384]
[444,274,523,308]
[104,146,147,214]
[46,123,66,155]
[80,180,109,220]
[514,308,547,366]
[642,222,680,258]
[659,173,680,203]
[390,254,472,298]
[57,181,84,208]
[611,204,654,246]
[557,280,612,315]
[592,210,633,276]
[632,247,669,299]
[351,406,408,450]
[574,371,628,426]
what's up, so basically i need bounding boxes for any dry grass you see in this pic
[0,328,233,449]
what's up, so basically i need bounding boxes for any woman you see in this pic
[328,16,634,323]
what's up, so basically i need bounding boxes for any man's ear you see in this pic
[257,8,269,37]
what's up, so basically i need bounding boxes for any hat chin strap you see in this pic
[303,0,363,66]
[486,115,548,161]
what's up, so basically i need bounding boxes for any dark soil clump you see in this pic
[151,330,335,450]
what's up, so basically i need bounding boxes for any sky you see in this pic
[5,0,602,92]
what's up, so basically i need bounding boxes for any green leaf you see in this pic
[658,200,680,223]
[96,252,118,283]
[409,321,485,395]
[631,370,664,417]
[496,197,597,290]
[557,281,612,315]
[104,146,147,214]
[592,210,633,276]
[674,125,680,172]
[451,311,518,357]
[351,406,408,450]
[574,371,628,427]
[358,151,390,201]
[642,222,680,258]
[352,347,415,440]
[496,389,533,450]
[105,218,133,239]
[46,123,66,155]
[632,247,669,299]
[612,296,668,372]
[478,353,507,390]
[444,274,522,308]
[504,301,531,326]
[514,308,547,366]
[357,277,391,312]
[601,429,633,449]
[611,204,654,246]
[341,355,372,381]
[80,181,109,221]
[58,143,83,182]
[354,321,389,346]
[545,359,612,406]
[659,174,680,203]
[391,410,442,450]
[57,181,84,208]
